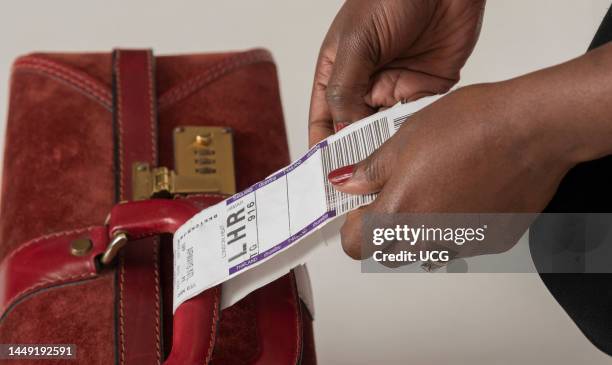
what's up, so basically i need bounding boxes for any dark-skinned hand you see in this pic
[310,0,612,261]
[309,0,485,145]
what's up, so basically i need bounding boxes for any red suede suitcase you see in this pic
[0,48,316,364]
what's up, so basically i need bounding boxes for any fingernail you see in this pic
[334,122,349,133]
[328,164,355,185]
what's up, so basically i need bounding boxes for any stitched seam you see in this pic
[158,50,270,109]
[158,49,273,111]
[182,193,228,199]
[152,238,161,364]
[13,64,112,110]
[14,57,111,97]
[147,51,157,164]
[115,51,127,365]
[204,286,220,364]
[291,274,301,365]
[1,272,97,315]
[119,255,126,365]
[13,58,112,108]
[14,57,112,99]
[146,51,162,364]
[2,226,98,265]
[115,53,125,201]
[15,63,111,107]
[121,232,164,240]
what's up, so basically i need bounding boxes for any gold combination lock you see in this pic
[132,126,237,200]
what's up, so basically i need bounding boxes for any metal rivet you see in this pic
[70,238,93,256]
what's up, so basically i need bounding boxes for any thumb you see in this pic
[325,33,377,128]
[327,147,392,195]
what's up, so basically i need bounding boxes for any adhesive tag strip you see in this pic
[173,95,441,312]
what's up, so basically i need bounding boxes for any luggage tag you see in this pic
[173,95,442,312]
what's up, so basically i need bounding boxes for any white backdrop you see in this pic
[1,1,611,364]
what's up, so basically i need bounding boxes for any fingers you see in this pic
[339,188,402,260]
[327,137,396,195]
[328,139,397,259]
[308,52,335,147]
[308,26,378,147]
[325,34,376,127]
[339,209,367,259]
[365,69,457,108]
[327,137,397,263]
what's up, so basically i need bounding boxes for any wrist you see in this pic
[501,43,612,169]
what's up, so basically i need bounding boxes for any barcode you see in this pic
[393,113,413,131]
[321,117,391,215]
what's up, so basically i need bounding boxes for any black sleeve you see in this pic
[530,4,612,357]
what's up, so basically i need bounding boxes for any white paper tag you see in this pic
[173,95,441,312]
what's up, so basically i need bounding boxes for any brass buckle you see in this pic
[132,126,237,200]
[100,231,128,266]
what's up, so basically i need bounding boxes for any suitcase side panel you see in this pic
[0,68,115,260]
[0,56,116,364]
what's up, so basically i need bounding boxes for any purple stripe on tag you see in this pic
[226,185,255,204]
[228,209,336,275]
[285,141,324,174]
[226,141,327,205]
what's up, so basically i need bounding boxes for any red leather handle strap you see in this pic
[0,197,222,365]
[108,199,203,238]
[112,49,162,365]
[0,227,109,319]
[1,197,304,365]
[108,198,222,365]
[108,199,305,365]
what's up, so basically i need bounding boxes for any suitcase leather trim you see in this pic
[0,197,224,365]
[0,226,108,319]
[112,49,163,365]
